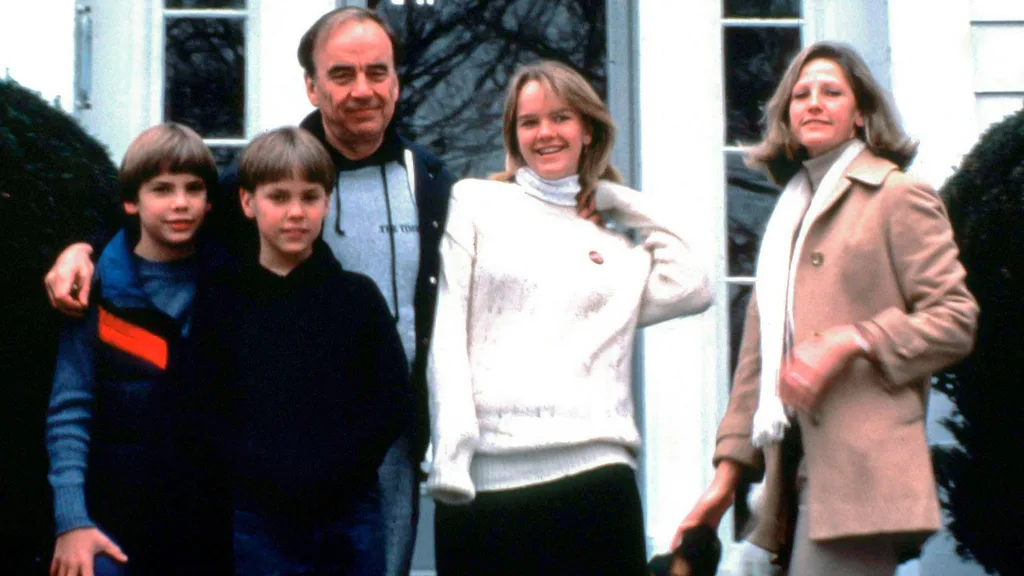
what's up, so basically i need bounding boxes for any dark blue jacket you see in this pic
[46,229,229,573]
[184,241,412,520]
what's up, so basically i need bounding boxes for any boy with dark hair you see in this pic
[186,126,412,575]
[45,122,225,576]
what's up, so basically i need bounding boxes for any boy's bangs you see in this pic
[239,127,335,192]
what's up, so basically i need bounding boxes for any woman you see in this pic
[676,42,978,574]
[427,60,712,575]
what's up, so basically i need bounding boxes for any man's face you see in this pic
[304,19,399,157]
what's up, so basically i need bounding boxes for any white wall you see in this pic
[970,1,1024,134]
[888,0,1024,189]
[0,0,76,112]
[248,0,336,133]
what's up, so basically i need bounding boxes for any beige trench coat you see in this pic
[714,149,979,556]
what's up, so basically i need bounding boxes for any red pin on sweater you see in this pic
[589,250,604,264]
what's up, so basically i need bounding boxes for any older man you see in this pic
[45,7,453,575]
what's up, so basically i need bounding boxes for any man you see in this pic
[44,8,454,575]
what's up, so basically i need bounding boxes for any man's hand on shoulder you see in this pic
[45,242,95,318]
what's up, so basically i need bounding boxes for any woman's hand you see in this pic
[50,527,127,576]
[672,460,742,549]
[779,324,868,413]
[575,188,604,226]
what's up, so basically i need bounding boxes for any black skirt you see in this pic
[434,463,647,576]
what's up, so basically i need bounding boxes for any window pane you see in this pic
[724,0,800,18]
[209,146,243,173]
[379,0,606,179]
[727,151,780,277]
[724,27,800,144]
[166,0,245,8]
[165,18,245,137]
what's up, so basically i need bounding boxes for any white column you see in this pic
[812,0,893,90]
[888,0,977,188]
[635,0,730,556]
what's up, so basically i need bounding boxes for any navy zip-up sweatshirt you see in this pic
[184,243,412,520]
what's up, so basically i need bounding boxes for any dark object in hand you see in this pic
[648,524,722,576]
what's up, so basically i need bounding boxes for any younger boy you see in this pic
[46,122,226,575]
[186,126,412,575]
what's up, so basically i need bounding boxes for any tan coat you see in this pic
[714,150,979,555]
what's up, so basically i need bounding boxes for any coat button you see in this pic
[421,336,430,347]
[810,252,824,266]
[429,276,437,285]
[432,220,439,229]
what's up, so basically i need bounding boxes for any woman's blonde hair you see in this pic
[747,41,918,183]
[491,60,622,192]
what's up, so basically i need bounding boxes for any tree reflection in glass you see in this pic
[165,0,245,9]
[164,18,245,138]
[723,0,800,19]
[378,0,606,179]
[724,27,800,144]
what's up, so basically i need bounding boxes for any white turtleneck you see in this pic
[425,171,712,504]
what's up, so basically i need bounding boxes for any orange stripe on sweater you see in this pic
[98,307,168,370]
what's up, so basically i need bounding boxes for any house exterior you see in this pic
[2,1,1021,574]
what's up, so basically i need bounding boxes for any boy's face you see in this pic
[124,172,210,261]
[241,178,329,272]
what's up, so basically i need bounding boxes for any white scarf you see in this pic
[751,140,866,447]
[516,167,581,206]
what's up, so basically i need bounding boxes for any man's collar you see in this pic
[299,110,405,173]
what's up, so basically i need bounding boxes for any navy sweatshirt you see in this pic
[184,242,412,521]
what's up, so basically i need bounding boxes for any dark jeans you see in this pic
[94,553,130,576]
[434,463,647,576]
[233,490,384,576]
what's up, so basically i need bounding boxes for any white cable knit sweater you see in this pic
[426,175,711,505]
